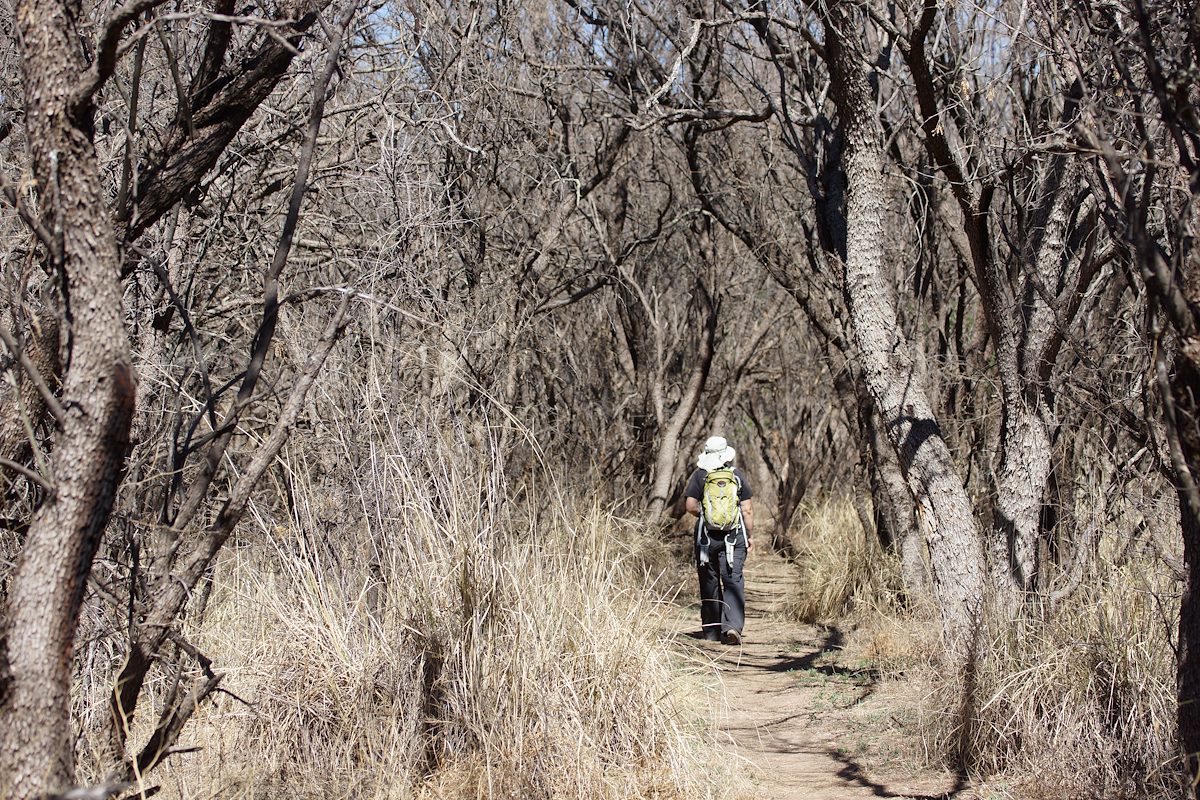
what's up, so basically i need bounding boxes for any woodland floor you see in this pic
[666,553,982,800]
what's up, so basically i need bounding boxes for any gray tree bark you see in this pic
[0,1,137,795]
[825,1,985,649]
[862,386,929,594]
[646,275,718,522]
[903,3,1094,609]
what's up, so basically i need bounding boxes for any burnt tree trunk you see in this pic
[1168,333,1200,792]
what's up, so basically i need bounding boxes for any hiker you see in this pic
[684,435,753,645]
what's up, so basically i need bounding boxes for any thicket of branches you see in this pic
[0,0,1198,797]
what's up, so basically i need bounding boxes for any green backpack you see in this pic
[702,468,742,530]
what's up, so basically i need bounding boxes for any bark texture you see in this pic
[825,1,985,648]
[646,278,717,521]
[863,388,928,594]
[1164,329,1200,792]
[904,4,1092,608]
[0,1,136,796]
[1169,332,1200,792]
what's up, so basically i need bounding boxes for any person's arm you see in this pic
[683,469,703,518]
[741,499,754,551]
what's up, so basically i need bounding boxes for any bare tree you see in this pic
[0,2,138,793]
[895,0,1108,607]
[0,1,355,795]
[817,0,986,651]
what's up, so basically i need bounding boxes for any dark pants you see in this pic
[696,527,746,640]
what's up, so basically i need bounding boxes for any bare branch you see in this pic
[0,457,54,495]
[0,325,66,424]
[72,0,173,111]
[171,0,357,529]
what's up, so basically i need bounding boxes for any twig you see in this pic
[0,456,54,494]
[72,0,173,111]
[133,670,223,774]
[173,288,353,598]
[170,0,358,530]
[644,19,702,111]
[0,325,66,423]
[153,16,195,140]
[137,249,219,434]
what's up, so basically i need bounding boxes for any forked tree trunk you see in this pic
[0,2,136,797]
[987,156,1079,607]
[824,2,985,651]
[904,3,1090,612]
[990,398,1054,598]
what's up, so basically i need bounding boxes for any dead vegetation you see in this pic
[789,496,1186,799]
[1,0,1199,797]
[90,425,733,799]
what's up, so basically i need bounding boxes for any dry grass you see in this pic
[922,559,1184,799]
[132,421,734,800]
[781,495,1185,798]
[782,498,908,626]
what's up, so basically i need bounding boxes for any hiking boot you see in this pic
[722,629,742,646]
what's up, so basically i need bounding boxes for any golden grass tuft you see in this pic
[779,493,1184,798]
[920,558,1184,799]
[782,497,907,625]
[142,428,734,799]
[830,518,1181,799]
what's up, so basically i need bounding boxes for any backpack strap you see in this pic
[724,474,744,570]
[696,516,711,565]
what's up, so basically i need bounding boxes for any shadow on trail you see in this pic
[761,626,880,683]
[831,751,968,799]
[684,625,882,710]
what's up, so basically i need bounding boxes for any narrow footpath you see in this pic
[667,554,972,800]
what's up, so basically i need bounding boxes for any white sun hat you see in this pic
[697,435,736,471]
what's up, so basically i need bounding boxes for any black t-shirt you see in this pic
[684,467,753,502]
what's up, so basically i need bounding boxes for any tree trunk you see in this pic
[904,6,1088,613]
[825,2,984,651]
[987,156,1078,607]
[866,393,929,595]
[1171,337,1200,794]
[0,2,136,796]
[990,399,1053,600]
[645,285,717,521]
[849,373,928,596]
[1180,498,1200,796]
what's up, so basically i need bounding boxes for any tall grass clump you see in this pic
[784,497,907,624]
[149,414,731,800]
[922,556,1183,798]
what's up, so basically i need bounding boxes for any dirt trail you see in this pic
[667,553,969,800]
